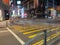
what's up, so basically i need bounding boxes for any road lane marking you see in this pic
[12,25,45,32]
[12,25,56,32]
[7,27,25,45]
[33,31,60,45]
[51,27,60,31]
[23,28,52,35]
[10,25,60,37]
[12,25,36,32]
[28,27,60,39]
[0,30,8,33]
[7,27,59,44]
[29,34,37,39]
[33,40,44,45]
[29,32,44,38]
[20,28,37,32]
[48,35,60,45]
[11,25,57,33]
[23,26,58,35]
[21,26,51,32]
[23,28,48,35]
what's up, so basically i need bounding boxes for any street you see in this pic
[8,19,60,45]
[0,21,21,45]
[51,38,60,45]
[0,0,60,45]
[0,19,60,45]
[0,27,21,45]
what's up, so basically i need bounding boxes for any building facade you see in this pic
[22,0,60,19]
[10,0,23,18]
[0,0,9,21]
[22,0,45,18]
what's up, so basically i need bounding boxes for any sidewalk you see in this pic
[0,21,7,27]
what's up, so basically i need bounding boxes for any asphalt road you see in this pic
[0,20,60,45]
[9,19,60,45]
[51,37,60,45]
[0,28,21,45]
[11,18,60,28]
[10,24,60,45]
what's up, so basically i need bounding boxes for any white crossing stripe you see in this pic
[7,27,25,45]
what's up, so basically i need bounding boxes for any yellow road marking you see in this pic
[12,25,44,32]
[29,34,37,38]
[51,27,60,31]
[47,31,60,41]
[12,25,24,30]
[28,32,44,38]
[23,30,40,34]
[33,31,60,45]
[33,40,43,45]
[11,25,60,45]
[21,26,51,32]
[12,25,35,31]
[28,27,60,39]
[11,25,58,32]
[20,28,35,32]
[13,26,40,32]
[23,28,47,35]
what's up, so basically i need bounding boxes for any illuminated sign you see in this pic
[17,1,21,4]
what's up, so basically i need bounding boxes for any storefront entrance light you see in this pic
[17,1,21,4]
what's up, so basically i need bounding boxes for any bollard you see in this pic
[44,30,47,45]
